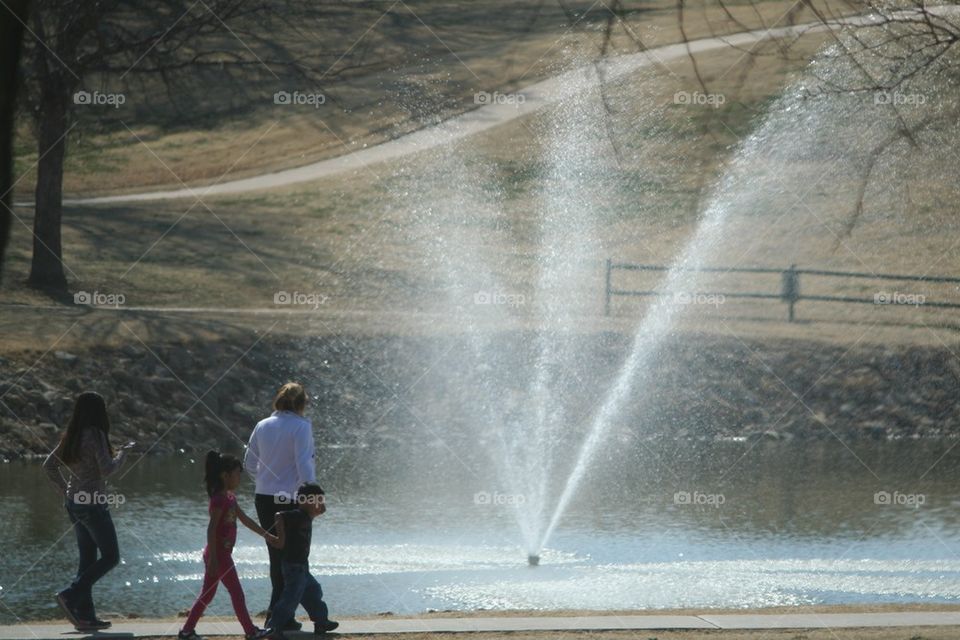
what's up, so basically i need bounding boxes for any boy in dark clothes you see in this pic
[266,483,338,637]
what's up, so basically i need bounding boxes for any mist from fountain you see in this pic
[536,27,957,553]
[399,18,955,562]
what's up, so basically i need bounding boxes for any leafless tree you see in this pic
[16,0,361,291]
[13,0,960,292]
[803,0,960,246]
[676,0,960,243]
[0,0,28,284]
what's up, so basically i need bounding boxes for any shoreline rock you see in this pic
[0,332,957,461]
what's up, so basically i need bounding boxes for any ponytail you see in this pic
[204,450,223,497]
[204,449,244,497]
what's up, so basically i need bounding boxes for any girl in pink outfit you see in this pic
[179,451,278,640]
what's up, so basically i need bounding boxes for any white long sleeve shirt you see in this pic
[244,410,317,497]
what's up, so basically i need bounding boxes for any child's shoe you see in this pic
[314,620,339,634]
[178,630,202,640]
[247,628,272,640]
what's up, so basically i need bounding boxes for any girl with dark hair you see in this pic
[43,391,134,631]
[178,451,278,640]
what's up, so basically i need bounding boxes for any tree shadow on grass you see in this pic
[62,202,334,298]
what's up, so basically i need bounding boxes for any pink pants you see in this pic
[182,548,256,635]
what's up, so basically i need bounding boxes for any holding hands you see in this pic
[237,507,281,547]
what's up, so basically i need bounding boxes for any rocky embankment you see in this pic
[0,342,275,460]
[0,332,957,460]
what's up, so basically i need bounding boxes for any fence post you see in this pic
[781,264,800,322]
[605,258,612,316]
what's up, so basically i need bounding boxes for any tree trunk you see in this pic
[0,0,29,284]
[28,89,68,290]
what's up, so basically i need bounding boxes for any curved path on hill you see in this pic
[56,9,946,207]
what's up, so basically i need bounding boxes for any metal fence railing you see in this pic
[604,259,960,321]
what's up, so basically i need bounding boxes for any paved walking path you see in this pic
[3,612,960,638]
[44,6,957,208]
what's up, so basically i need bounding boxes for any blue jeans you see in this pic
[64,501,120,619]
[267,562,329,629]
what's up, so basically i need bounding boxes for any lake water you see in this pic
[2,439,960,623]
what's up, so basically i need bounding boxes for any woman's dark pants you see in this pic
[255,493,299,616]
[64,501,120,619]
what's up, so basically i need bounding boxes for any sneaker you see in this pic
[266,630,286,640]
[85,619,112,630]
[314,621,339,634]
[55,590,81,627]
[281,620,302,632]
[75,619,111,632]
[247,628,272,640]
[178,630,202,640]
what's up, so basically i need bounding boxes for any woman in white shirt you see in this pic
[244,382,316,631]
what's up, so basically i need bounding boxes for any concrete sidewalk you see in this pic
[3,612,960,638]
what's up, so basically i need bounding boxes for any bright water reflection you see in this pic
[1,440,958,622]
